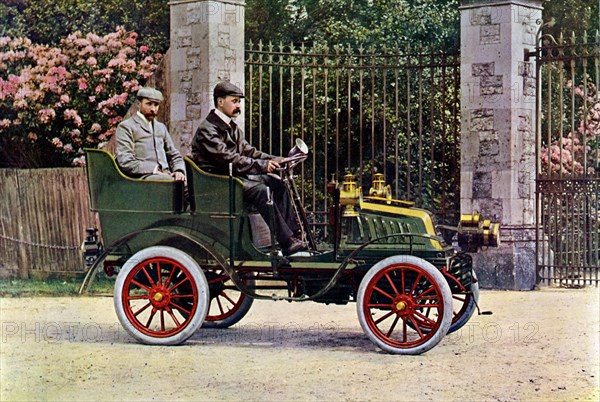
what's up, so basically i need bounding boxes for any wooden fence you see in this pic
[0,168,99,279]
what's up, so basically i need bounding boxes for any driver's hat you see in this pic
[213,81,245,99]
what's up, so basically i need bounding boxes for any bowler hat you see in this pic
[214,82,245,99]
[136,87,164,102]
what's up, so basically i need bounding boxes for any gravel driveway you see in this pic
[1,287,599,401]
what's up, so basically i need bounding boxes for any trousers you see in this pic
[242,174,299,245]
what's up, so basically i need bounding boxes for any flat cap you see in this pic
[136,87,164,102]
[214,81,244,98]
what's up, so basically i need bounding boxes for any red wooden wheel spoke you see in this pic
[409,273,422,294]
[165,307,181,327]
[402,318,408,342]
[452,295,467,302]
[219,292,236,306]
[208,275,227,285]
[216,296,225,315]
[373,286,395,301]
[142,266,155,287]
[374,310,396,325]
[401,269,406,294]
[164,267,177,288]
[414,311,437,326]
[385,273,400,296]
[367,303,393,308]
[156,262,162,286]
[169,276,189,292]
[171,301,191,316]
[128,294,151,300]
[386,315,401,338]
[134,302,152,317]
[416,286,436,299]
[160,310,166,332]
[131,279,151,292]
[414,302,440,308]
[408,315,425,339]
[170,294,195,298]
[146,307,157,328]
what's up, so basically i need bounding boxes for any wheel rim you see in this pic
[362,263,447,349]
[121,257,198,338]
[451,293,473,323]
[205,269,248,322]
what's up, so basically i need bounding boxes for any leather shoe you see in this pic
[282,237,308,256]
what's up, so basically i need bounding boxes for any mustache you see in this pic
[233,108,241,115]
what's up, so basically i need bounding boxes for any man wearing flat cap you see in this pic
[192,81,307,256]
[115,87,185,181]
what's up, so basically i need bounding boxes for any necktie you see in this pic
[230,121,236,133]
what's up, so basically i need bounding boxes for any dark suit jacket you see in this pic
[191,110,274,180]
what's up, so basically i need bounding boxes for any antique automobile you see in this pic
[80,140,500,354]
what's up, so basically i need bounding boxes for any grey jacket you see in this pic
[115,113,185,177]
[191,110,273,176]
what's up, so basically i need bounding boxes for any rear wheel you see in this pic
[203,267,254,329]
[357,255,452,355]
[114,246,209,345]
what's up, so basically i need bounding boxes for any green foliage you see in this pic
[543,0,599,39]
[1,0,170,53]
[246,0,460,50]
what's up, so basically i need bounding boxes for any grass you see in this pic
[0,276,115,297]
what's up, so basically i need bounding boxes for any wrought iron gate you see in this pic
[534,30,600,286]
[245,42,461,236]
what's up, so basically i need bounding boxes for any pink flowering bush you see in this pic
[540,80,600,177]
[0,27,162,167]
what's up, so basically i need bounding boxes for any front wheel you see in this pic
[114,246,209,345]
[357,255,452,355]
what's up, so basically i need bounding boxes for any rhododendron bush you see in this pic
[0,27,162,167]
[540,80,600,177]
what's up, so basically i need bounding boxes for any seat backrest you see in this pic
[184,157,244,215]
[85,149,184,213]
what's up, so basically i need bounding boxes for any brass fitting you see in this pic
[339,173,361,217]
[368,173,392,200]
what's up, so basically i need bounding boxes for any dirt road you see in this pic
[1,287,599,401]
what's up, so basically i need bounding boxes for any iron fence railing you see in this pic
[245,42,461,236]
[535,30,600,286]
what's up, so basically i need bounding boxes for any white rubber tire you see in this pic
[448,270,479,334]
[357,255,453,355]
[114,246,209,345]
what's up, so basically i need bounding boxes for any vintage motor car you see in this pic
[80,140,499,354]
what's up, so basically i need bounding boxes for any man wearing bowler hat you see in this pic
[192,81,307,256]
[116,87,186,181]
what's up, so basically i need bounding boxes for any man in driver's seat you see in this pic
[191,82,307,256]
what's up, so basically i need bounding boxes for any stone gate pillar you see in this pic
[459,0,543,289]
[169,0,245,156]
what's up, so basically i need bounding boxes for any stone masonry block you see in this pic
[518,61,533,77]
[218,31,231,48]
[473,171,492,199]
[479,138,499,156]
[518,170,533,198]
[481,24,500,44]
[187,50,202,69]
[480,75,503,95]
[186,104,203,120]
[216,69,231,81]
[517,112,532,132]
[471,109,494,131]
[472,62,495,77]
[523,77,536,97]
[470,8,492,25]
